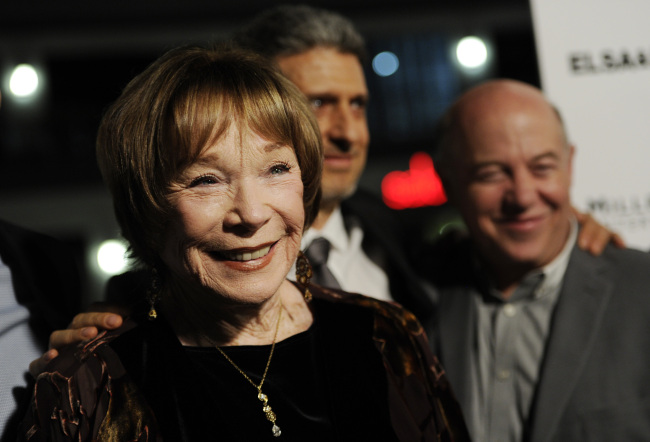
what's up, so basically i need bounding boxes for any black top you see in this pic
[21,284,470,441]
[110,297,398,441]
[186,328,335,440]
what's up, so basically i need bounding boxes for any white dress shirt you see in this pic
[291,207,392,301]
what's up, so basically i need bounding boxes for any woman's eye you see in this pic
[190,175,218,187]
[270,163,291,175]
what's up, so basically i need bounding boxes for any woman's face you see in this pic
[162,124,305,304]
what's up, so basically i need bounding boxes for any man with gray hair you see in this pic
[425,79,650,441]
[233,5,436,322]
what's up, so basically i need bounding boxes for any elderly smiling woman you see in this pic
[20,46,468,441]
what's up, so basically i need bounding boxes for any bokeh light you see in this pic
[456,36,488,69]
[372,51,400,77]
[96,239,129,275]
[9,64,39,97]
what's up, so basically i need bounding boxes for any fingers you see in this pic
[48,326,98,351]
[48,312,123,351]
[576,213,607,255]
[575,211,624,256]
[612,233,626,249]
[579,225,608,256]
[29,349,59,378]
[32,312,125,378]
[67,311,123,331]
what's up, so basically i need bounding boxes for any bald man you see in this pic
[424,79,650,441]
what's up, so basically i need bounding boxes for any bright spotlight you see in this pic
[456,36,488,69]
[9,64,39,97]
[372,51,400,77]
[97,240,129,275]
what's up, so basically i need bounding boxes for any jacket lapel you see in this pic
[437,285,475,418]
[528,247,613,442]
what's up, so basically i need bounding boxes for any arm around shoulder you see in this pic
[20,328,156,441]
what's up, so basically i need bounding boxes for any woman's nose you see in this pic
[223,180,271,232]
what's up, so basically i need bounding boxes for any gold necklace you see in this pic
[216,303,283,438]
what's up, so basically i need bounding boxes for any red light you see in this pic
[381,152,447,210]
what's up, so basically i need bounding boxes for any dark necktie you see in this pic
[303,237,341,289]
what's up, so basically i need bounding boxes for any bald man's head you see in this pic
[435,79,575,290]
[436,80,569,185]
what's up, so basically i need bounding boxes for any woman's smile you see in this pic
[221,243,274,262]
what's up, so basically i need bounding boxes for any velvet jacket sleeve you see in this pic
[19,323,160,442]
[309,285,470,442]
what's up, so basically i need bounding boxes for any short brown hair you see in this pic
[97,45,322,267]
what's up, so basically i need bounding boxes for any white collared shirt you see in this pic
[291,207,392,301]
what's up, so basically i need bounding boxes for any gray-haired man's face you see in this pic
[277,47,370,206]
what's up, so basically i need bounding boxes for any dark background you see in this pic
[0,0,539,302]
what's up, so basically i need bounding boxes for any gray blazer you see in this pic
[429,239,650,441]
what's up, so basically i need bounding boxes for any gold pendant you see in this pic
[258,391,281,437]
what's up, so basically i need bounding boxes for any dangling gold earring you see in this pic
[147,268,161,320]
[295,251,313,302]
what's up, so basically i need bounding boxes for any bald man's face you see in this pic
[447,85,574,276]
[277,47,370,206]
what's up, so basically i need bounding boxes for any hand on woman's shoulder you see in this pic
[19,319,153,441]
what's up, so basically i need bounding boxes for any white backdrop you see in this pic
[530,0,650,250]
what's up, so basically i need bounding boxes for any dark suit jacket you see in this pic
[428,236,650,441]
[341,189,436,329]
[0,219,81,442]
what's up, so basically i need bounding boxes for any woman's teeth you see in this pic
[224,245,271,261]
